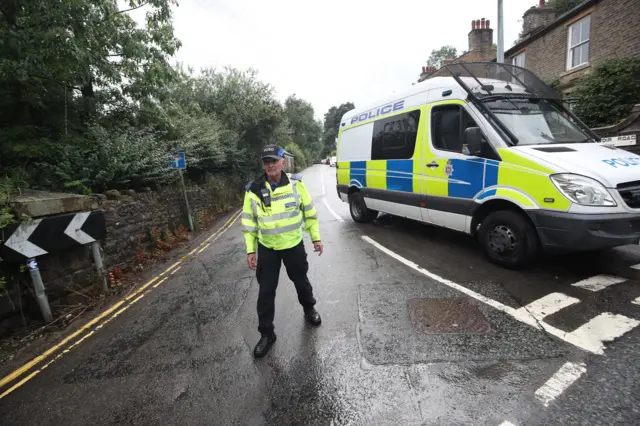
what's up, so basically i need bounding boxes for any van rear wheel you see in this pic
[349,192,378,223]
[477,210,539,269]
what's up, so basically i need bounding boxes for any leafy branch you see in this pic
[572,58,640,127]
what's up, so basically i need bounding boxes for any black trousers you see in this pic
[256,240,316,334]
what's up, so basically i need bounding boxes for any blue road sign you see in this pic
[169,152,186,169]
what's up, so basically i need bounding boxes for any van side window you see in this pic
[371,110,421,160]
[431,105,478,153]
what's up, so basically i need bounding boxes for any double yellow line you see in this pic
[0,209,242,400]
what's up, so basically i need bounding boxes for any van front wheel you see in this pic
[477,210,539,269]
[349,192,378,223]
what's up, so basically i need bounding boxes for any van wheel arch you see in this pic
[347,187,378,223]
[348,186,360,196]
[470,199,537,236]
[472,199,541,269]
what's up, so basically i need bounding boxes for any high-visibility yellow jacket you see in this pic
[242,172,320,254]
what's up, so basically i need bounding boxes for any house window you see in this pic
[512,52,525,69]
[567,15,590,69]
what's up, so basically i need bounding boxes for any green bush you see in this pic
[0,2,324,195]
[572,58,640,127]
[0,175,25,228]
[284,143,308,172]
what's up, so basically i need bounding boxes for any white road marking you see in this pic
[570,312,640,354]
[322,198,344,222]
[514,293,580,322]
[631,264,640,271]
[362,235,519,314]
[499,422,517,426]
[571,275,626,292]
[534,361,586,407]
[632,296,640,306]
[362,235,636,354]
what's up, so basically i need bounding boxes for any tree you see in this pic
[572,58,640,128]
[547,0,583,15]
[284,142,308,172]
[31,64,290,191]
[321,102,355,157]
[284,95,322,161]
[191,67,287,158]
[0,0,180,172]
[427,46,458,69]
[0,0,319,193]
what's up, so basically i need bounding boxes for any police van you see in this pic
[335,62,640,268]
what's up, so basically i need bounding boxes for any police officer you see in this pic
[242,144,323,358]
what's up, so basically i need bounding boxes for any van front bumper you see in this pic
[527,210,640,252]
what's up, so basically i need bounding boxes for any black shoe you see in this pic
[304,308,322,326]
[254,333,276,358]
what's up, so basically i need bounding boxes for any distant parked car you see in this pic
[330,156,336,167]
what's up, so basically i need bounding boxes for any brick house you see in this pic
[418,18,497,82]
[505,0,640,100]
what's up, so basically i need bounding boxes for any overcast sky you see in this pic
[132,0,534,120]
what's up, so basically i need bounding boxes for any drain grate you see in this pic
[407,297,492,334]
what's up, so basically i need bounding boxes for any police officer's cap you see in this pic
[261,144,285,161]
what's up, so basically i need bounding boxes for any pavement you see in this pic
[1,164,639,425]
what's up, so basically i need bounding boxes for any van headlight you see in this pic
[550,174,616,206]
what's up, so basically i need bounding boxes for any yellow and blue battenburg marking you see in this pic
[336,149,574,213]
[349,161,367,188]
[386,160,415,192]
[341,157,500,199]
[445,158,499,199]
[347,160,421,193]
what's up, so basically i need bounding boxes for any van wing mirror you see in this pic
[463,127,485,156]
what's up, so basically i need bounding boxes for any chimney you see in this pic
[442,57,454,67]
[521,1,556,39]
[418,65,438,82]
[468,17,494,53]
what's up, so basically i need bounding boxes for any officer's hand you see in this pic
[313,241,323,256]
[247,253,257,270]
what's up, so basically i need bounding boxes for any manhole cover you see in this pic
[407,297,492,334]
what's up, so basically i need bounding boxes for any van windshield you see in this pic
[484,97,589,145]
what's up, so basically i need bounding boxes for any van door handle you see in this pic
[427,161,439,168]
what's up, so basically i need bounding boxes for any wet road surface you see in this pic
[1,164,639,425]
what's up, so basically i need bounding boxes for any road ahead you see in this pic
[1,165,640,425]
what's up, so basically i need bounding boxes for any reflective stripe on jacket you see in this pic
[242,172,320,253]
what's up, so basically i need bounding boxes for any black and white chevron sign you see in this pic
[0,211,106,262]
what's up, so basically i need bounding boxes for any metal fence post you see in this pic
[27,258,53,322]
[91,241,108,293]
[179,170,194,231]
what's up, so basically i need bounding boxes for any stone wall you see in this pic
[506,0,640,92]
[0,178,242,323]
[98,180,240,268]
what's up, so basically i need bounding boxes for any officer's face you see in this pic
[263,157,284,179]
